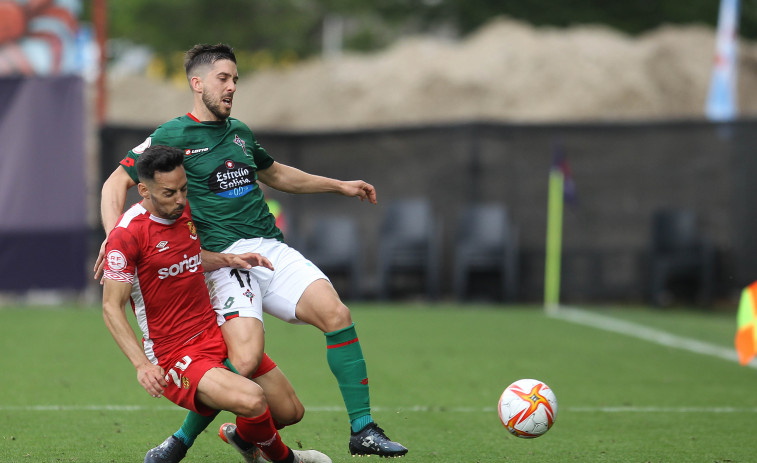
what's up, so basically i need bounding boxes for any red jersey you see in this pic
[103,202,217,363]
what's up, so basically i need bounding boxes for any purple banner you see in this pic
[0,76,87,291]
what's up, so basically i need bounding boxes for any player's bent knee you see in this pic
[290,401,305,424]
[319,301,352,332]
[332,302,352,326]
[231,388,268,418]
[298,280,353,331]
[227,351,264,378]
[277,399,305,426]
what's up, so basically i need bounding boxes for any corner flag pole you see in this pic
[735,281,757,365]
[544,166,564,315]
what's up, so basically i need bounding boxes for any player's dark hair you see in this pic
[137,145,185,182]
[184,43,236,78]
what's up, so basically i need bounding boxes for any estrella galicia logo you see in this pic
[208,160,256,198]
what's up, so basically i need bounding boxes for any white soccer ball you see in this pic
[498,378,558,438]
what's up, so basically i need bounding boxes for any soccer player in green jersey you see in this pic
[96,43,407,462]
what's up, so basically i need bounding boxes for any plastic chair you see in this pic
[453,203,519,301]
[648,208,715,306]
[301,216,362,300]
[377,199,440,299]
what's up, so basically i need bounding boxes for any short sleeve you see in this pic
[119,136,153,184]
[249,134,274,170]
[103,227,139,284]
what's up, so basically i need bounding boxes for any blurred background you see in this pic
[2,0,756,308]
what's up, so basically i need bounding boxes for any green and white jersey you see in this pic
[120,114,283,252]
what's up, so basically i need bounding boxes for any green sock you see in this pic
[325,323,373,431]
[173,409,219,447]
[173,358,239,447]
[223,358,240,374]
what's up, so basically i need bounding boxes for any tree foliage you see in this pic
[95,0,757,64]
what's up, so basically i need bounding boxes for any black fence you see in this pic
[99,119,757,305]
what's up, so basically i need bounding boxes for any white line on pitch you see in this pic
[2,405,757,413]
[550,306,757,369]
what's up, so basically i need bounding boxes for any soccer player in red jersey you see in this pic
[102,145,330,463]
[97,43,407,460]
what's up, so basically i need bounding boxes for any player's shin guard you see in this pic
[235,406,290,461]
[325,323,371,430]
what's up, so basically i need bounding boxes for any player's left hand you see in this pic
[342,180,377,204]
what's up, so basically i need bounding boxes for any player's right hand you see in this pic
[93,239,107,282]
[137,363,167,398]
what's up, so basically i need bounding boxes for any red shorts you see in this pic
[252,352,277,378]
[159,327,278,415]
[160,327,228,416]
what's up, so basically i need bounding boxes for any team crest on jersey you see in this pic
[234,134,246,152]
[106,250,127,271]
[182,376,190,389]
[244,289,254,303]
[187,221,198,240]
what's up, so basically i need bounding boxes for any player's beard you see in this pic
[154,202,184,220]
[148,199,184,221]
[165,205,185,220]
[202,92,231,120]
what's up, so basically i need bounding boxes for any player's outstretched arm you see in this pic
[257,161,377,204]
[94,167,137,279]
[102,278,167,398]
[201,251,275,272]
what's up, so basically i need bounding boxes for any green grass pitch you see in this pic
[1,302,755,462]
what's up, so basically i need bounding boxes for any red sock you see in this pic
[235,406,291,461]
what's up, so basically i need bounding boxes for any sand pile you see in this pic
[107,17,757,130]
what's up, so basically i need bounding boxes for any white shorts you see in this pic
[205,238,329,326]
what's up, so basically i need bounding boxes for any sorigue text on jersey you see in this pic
[158,252,202,279]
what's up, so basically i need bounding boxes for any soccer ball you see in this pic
[498,378,558,438]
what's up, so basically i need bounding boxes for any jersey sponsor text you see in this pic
[208,161,255,198]
[158,252,202,279]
